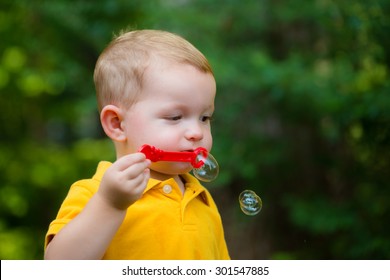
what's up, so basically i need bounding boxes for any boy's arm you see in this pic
[44,153,150,260]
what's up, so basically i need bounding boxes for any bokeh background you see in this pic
[1,0,389,259]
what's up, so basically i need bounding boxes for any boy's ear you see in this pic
[100,105,126,142]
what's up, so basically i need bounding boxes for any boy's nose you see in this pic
[185,122,204,142]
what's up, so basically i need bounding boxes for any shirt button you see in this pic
[162,185,172,194]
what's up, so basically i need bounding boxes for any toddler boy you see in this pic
[44,29,230,260]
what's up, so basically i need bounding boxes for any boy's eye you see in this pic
[170,115,182,121]
[201,116,213,122]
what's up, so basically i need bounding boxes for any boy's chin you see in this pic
[151,162,193,176]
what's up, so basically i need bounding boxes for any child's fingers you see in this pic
[113,153,148,171]
[122,159,151,180]
[127,168,150,192]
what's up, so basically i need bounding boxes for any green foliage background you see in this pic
[1,0,389,259]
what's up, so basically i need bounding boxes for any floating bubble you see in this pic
[239,190,262,215]
[193,152,219,182]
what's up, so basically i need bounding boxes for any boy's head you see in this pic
[94,29,214,112]
[95,30,216,176]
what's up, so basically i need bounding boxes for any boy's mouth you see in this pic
[139,145,207,168]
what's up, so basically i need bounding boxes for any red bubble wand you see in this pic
[139,144,208,168]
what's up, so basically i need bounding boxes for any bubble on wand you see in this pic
[239,190,262,215]
[193,152,219,182]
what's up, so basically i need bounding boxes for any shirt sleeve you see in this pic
[44,180,97,249]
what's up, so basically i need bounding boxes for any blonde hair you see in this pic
[94,29,213,111]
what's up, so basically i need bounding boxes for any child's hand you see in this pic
[97,153,151,210]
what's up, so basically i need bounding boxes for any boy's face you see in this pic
[121,60,216,176]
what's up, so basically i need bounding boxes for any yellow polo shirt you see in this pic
[45,161,230,260]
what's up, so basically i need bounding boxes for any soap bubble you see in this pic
[193,152,219,182]
[239,190,262,216]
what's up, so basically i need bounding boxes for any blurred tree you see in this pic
[0,0,143,259]
[0,0,389,259]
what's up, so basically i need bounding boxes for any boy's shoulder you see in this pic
[68,177,99,197]
[67,161,111,196]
